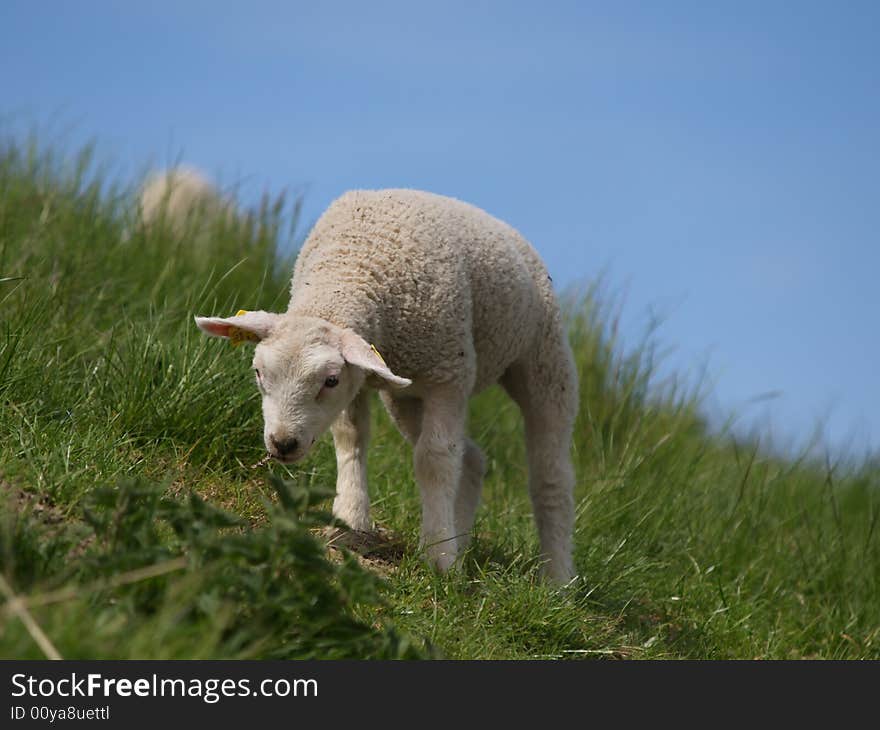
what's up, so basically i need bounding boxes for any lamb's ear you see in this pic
[339,330,411,388]
[194,310,280,345]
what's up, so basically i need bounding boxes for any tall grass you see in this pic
[1,139,878,659]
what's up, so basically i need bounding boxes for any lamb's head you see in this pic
[194,311,410,463]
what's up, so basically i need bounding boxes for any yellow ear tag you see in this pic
[370,344,387,365]
[228,309,260,348]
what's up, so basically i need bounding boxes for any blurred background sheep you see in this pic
[138,166,236,237]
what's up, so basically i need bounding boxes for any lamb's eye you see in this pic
[324,375,339,388]
[254,368,262,384]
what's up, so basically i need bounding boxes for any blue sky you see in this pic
[3,1,878,457]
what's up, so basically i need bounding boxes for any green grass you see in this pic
[1,139,878,659]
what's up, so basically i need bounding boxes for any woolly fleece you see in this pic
[290,189,562,392]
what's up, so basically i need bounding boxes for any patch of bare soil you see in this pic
[320,525,408,577]
[0,479,94,558]
[1,480,65,526]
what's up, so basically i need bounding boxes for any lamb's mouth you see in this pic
[251,451,305,469]
[270,451,301,464]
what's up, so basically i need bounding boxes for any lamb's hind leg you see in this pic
[525,409,576,583]
[503,347,578,583]
[330,389,372,532]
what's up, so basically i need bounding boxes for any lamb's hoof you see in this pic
[431,552,458,573]
[421,537,459,573]
[540,559,577,587]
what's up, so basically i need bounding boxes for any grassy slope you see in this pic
[1,142,878,659]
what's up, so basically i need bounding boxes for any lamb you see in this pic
[139,166,234,235]
[195,189,578,582]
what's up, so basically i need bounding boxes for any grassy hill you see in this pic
[1,140,878,659]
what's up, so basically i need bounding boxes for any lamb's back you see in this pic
[288,189,551,387]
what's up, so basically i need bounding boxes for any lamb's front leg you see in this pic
[414,388,467,572]
[331,389,372,532]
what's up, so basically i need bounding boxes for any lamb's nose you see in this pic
[271,436,299,456]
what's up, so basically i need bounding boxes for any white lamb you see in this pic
[195,189,578,582]
[139,166,234,235]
